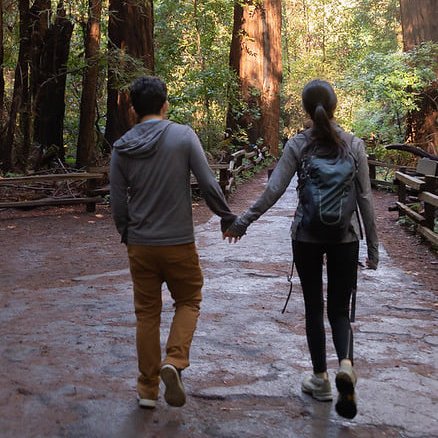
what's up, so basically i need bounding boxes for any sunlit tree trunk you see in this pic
[227,0,282,157]
[76,0,102,168]
[399,0,438,51]
[262,0,282,157]
[2,0,31,172]
[32,1,73,165]
[104,0,154,149]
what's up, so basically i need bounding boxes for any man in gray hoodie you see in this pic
[110,76,236,409]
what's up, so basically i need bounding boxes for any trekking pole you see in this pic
[281,261,294,314]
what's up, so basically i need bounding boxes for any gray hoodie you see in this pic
[110,120,235,245]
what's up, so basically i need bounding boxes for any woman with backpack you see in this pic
[224,79,379,419]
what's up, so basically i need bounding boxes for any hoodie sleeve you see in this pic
[355,138,379,266]
[187,128,236,232]
[110,150,129,243]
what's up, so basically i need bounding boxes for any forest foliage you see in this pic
[0,0,437,174]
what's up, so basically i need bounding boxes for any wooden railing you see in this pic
[193,145,269,198]
[368,156,438,246]
[394,168,438,246]
[367,155,415,189]
[225,145,269,195]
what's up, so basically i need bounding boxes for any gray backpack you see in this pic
[298,135,358,241]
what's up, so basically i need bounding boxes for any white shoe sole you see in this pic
[136,395,156,409]
[302,385,333,401]
[160,364,186,407]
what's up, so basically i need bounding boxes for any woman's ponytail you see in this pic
[301,80,347,157]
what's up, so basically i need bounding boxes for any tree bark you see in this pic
[0,0,4,133]
[399,0,438,51]
[76,0,102,168]
[399,0,438,152]
[261,0,282,157]
[32,1,74,165]
[2,0,31,172]
[104,0,154,149]
[29,0,51,105]
[227,0,282,157]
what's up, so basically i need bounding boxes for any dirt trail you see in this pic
[0,170,437,437]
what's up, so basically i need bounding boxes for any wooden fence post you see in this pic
[368,153,376,182]
[423,176,438,230]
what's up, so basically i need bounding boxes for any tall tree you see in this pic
[32,0,74,164]
[227,0,282,157]
[104,0,154,149]
[76,0,102,168]
[0,0,5,143]
[2,0,31,171]
[399,0,437,151]
[399,0,438,51]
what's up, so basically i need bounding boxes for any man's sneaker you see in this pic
[301,374,333,401]
[136,395,156,409]
[335,362,357,419]
[160,364,186,407]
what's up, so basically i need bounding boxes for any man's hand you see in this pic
[366,258,378,270]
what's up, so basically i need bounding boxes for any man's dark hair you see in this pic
[129,76,168,117]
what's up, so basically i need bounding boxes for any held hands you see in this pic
[223,230,241,243]
[222,217,248,243]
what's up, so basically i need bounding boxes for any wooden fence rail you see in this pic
[367,156,438,246]
[393,158,438,246]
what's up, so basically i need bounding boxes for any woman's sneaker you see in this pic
[301,374,333,401]
[335,362,357,419]
[160,364,186,407]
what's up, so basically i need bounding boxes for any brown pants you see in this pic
[127,243,203,400]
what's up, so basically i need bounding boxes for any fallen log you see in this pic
[385,144,438,161]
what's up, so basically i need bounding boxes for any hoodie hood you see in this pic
[113,120,172,158]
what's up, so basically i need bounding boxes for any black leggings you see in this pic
[292,240,359,373]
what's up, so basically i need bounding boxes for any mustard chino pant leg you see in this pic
[127,244,163,400]
[162,243,203,370]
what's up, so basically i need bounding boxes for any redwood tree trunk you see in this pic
[0,0,4,132]
[104,0,154,149]
[32,1,73,164]
[227,0,282,157]
[399,0,438,51]
[29,0,51,105]
[399,0,437,152]
[2,0,31,172]
[261,0,282,157]
[76,0,102,168]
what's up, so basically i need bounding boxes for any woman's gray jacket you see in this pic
[230,127,379,265]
